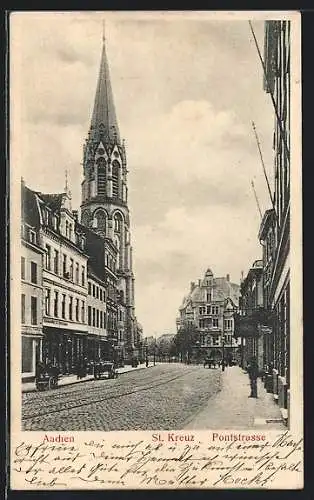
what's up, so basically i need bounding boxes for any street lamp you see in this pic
[195,340,200,365]
[221,333,225,372]
[153,338,156,366]
[145,339,148,367]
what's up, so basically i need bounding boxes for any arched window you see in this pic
[114,212,123,233]
[93,209,107,233]
[115,236,120,269]
[112,160,120,198]
[97,157,106,196]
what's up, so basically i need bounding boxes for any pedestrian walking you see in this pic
[247,356,258,398]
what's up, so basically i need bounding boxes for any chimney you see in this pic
[198,279,201,286]
[190,281,195,292]
[226,274,230,282]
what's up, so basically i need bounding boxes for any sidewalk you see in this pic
[186,365,285,430]
[22,362,155,393]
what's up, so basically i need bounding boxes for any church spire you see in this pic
[90,25,120,144]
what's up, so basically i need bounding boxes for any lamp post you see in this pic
[195,340,200,365]
[145,339,148,367]
[221,333,225,372]
[153,338,156,366]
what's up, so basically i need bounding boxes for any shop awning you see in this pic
[43,326,88,336]
[87,334,109,342]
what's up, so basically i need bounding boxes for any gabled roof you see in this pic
[76,222,118,282]
[38,193,65,213]
[76,222,106,280]
[181,276,240,308]
[21,183,40,229]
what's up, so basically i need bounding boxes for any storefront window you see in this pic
[22,337,33,373]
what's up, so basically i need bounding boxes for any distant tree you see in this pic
[173,323,199,362]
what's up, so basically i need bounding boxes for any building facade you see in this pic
[79,222,123,362]
[263,20,290,418]
[236,260,269,372]
[237,21,291,423]
[37,189,89,374]
[80,34,137,360]
[21,183,45,381]
[176,269,240,363]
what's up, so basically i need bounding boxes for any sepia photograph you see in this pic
[9,12,302,489]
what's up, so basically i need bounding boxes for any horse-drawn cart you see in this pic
[35,363,59,391]
[203,357,220,369]
[94,360,118,380]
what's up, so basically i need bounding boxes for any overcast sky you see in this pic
[12,12,275,337]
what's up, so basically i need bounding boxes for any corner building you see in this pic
[177,269,240,363]
[80,34,136,359]
[21,182,45,381]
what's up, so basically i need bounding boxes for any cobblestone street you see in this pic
[22,364,222,431]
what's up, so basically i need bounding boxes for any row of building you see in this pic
[21,181,143,381]
[21,31,143,381]
[235,20,291,423]
[176,21,291,424]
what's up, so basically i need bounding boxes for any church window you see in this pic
[112,160,120,198]
[93,209,106,233]
[97,157,106,195]
[114,213,123,232]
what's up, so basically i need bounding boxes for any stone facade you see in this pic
[79,34,138,359]
[21,183,45,380]
[177,268,240,363]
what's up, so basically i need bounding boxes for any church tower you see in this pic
[80,29,136,356]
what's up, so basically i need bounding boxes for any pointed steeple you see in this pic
[90,26,120,144]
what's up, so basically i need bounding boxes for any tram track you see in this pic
[22,365,186,407]
[22,367,198,421]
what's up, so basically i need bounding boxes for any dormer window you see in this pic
[69,224,73,241]
[81,237,86,250]
[65,220,69,238]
